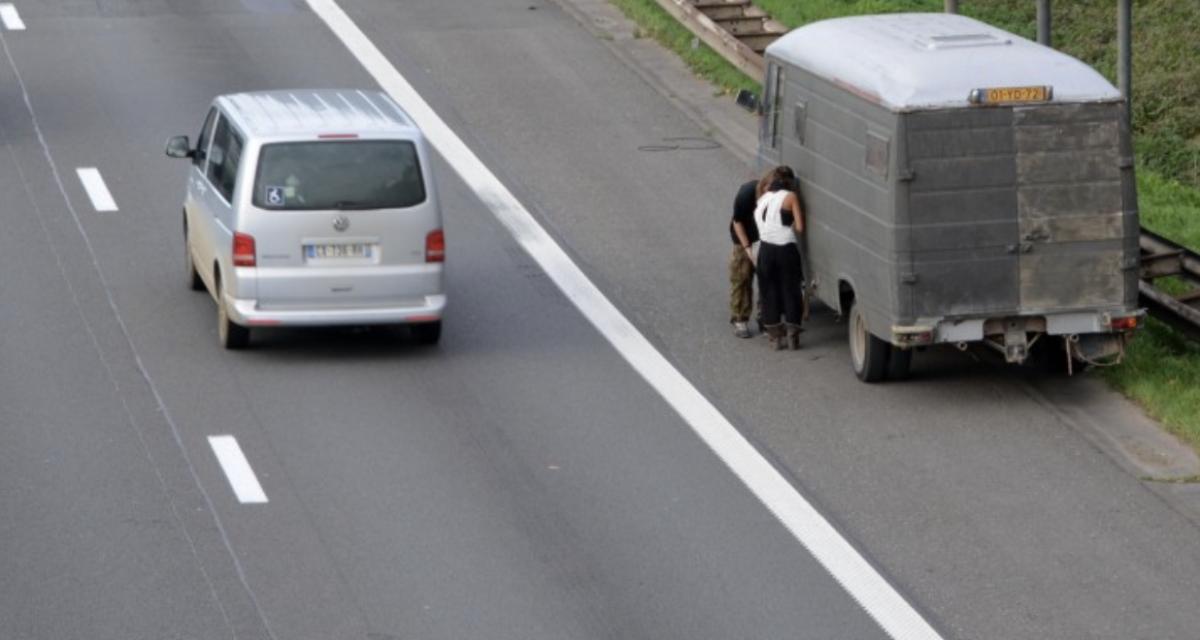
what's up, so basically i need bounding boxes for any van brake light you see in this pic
[1109,315,1139,331]
[233,232,256,267]
[425,229,444,263]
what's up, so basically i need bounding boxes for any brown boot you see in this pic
[764,324,787,351]
[786,323,803,350]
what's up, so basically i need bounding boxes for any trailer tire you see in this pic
[849,300,888,383]
[886,346,912,381]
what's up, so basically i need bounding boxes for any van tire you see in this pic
[215,272,250,350]
[184,232,204,291]
[411,321,441,345]
[849,300,887,383]
[886,346,912,381]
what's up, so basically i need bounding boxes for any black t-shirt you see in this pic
[729,180,760,246]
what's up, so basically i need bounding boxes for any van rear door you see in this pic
[905,108,1021,318]
[1013,102,1128,312]
[245,138,440,309]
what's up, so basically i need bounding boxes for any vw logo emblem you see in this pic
[332,215,350,232]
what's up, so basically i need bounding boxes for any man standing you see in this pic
[729,177,761,338]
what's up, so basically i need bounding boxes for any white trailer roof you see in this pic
[764,13,1121,112]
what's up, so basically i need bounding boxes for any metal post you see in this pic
[944,0,958,14]
[1037,0,1052,46]
[1118,0,1132,128]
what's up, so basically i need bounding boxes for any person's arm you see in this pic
[733,220,754,259]
[787,192,804,234]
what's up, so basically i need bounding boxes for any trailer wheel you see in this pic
[886,346,912,381]
[848,300,888,383]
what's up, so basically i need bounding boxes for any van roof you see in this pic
[216,90,417,137]
[764,13,1121,112]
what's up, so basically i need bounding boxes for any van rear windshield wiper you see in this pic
[333,200,379,210]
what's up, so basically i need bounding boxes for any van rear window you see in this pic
[253,140,425,210]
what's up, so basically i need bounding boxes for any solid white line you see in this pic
[0,4,24,31]
[303,2,944,638]
[76,167,118,212]
[208,435,269,504]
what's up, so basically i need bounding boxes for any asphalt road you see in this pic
[0,1,1198,639]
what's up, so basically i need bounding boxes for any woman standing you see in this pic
[754,166,805,350]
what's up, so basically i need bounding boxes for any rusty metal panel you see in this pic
[1014,102,1132,311]
[903,108,1020,317]
[910,248,1022,316]
[776,66,902,327]
[1019,246,1126,311]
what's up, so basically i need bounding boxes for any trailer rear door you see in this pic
[1013,103,1126,312]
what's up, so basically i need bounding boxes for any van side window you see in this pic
[207,115,245,203]
[194,108,217,169]
[793,101,807,145]
[762,63,784,149]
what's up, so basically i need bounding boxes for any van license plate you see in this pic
[306,243,372,259]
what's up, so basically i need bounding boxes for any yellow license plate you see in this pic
[973,85,1051,105]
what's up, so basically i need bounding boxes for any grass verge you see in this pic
[607,0,758,97]
[607,0,1200,450]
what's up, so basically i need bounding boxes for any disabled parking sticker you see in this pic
[265,186,285,207]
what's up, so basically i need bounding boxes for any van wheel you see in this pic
[848,300,888,383]
[411,321,441,345]
[886,346,913,381]
[215,274,250,349]
[184,232,204,291]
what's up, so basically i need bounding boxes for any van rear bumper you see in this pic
[892,309,1143,363]
[226,294,446,327]
[893,309,1144,345]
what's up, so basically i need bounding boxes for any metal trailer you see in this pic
[753,13,1143,382]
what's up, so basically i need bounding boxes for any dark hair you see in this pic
[765,165,796,193]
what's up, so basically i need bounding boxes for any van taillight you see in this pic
[233,232,256,267]
[425,229,444,263]
[1109,315,1139,331]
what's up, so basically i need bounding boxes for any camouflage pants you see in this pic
[729,245,755,323]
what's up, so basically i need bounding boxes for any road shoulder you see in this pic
[550,0,1200,521]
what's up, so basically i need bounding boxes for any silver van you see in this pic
[166,90,446,348]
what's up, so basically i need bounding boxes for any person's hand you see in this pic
[744,246,754,261]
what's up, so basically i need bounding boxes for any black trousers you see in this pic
[756,242,804,326]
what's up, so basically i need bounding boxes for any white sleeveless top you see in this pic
[754,190,796,246]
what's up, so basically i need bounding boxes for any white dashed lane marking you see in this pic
[0,4,24,31]
[76,167,119,212]
[208,435,269,504]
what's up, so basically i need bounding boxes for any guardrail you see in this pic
[657,0,1200,341]
[651,0,784,77]
[1139,230,1200,339]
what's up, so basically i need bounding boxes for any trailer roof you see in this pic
[764,13,1121,112]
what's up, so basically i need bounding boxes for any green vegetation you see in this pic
[607,0,759,96]
[1104,318,1200,450]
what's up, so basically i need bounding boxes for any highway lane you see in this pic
[3,1,1199,639]
[0,2,892,639]
[331,0,1200,639]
